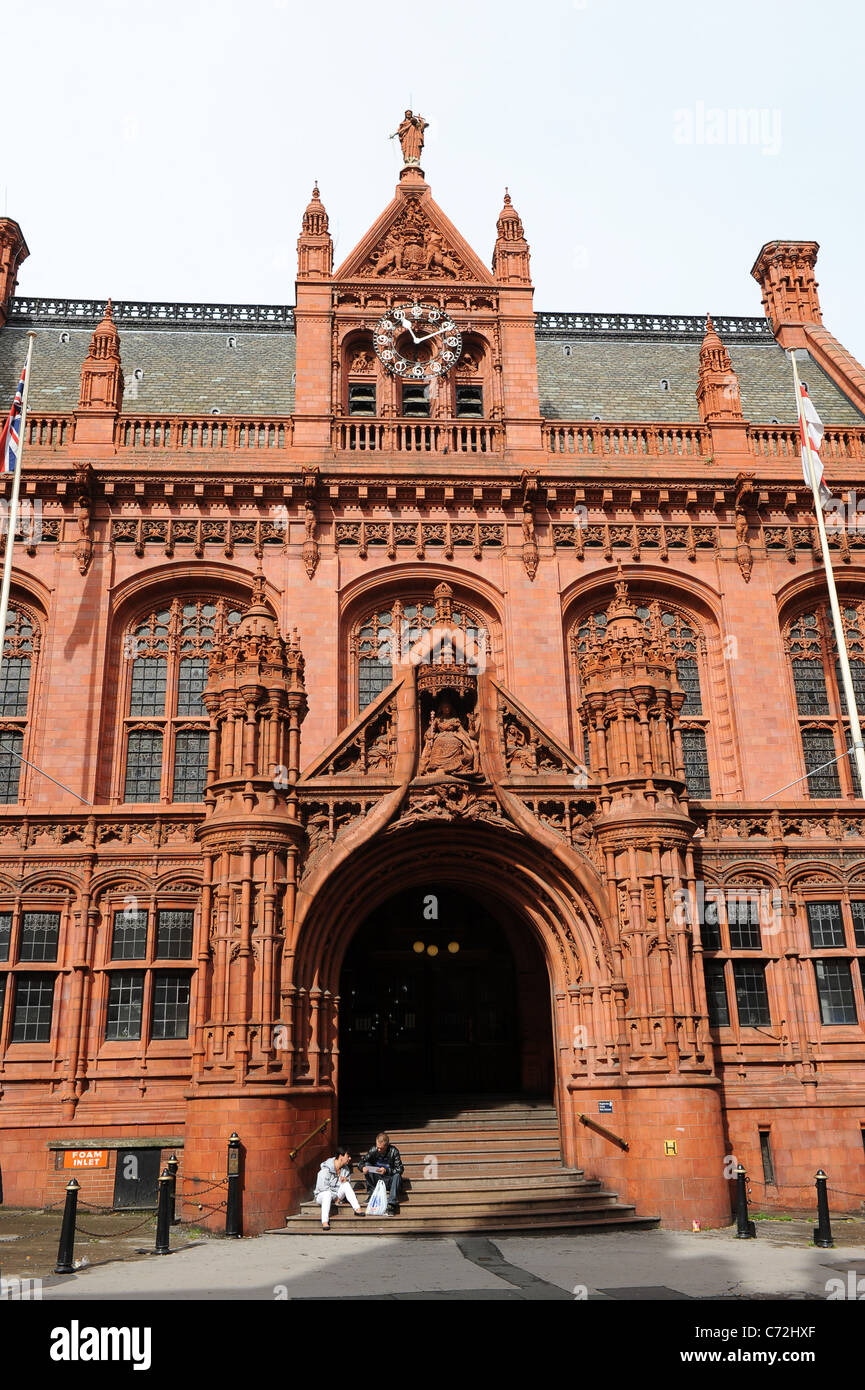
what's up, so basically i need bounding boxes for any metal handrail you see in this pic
[288,1118,330,1161]
[576,1112,629,1151]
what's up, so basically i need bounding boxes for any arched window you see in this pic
[350,596,488,714]
[784,602,865,798]
[0,603,40,805]
[121,598,245,804]
[570,600,712,797]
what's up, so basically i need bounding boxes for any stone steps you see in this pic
[282,1096,657,1236]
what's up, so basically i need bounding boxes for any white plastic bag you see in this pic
[366,1178,388,1216]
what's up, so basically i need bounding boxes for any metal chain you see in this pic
[75,1214,155,1238]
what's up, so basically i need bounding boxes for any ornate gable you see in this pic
[334,176,493,286]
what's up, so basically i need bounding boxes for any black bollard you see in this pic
[167,1152,179,1225]
[225,1132,242,1238]
[735,1163,756,1239]
[155,1168,172,1254]
[813,1169,834,1248]
[54,1178,80,1274]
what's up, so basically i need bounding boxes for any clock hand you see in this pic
[397,312,420,344]
[414,328,445,344]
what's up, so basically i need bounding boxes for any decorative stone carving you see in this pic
[418,698,480,779]
[392,780,513,831]
[498,700,571,777]
[391,109,428,166]
[359,197,472,281]
[735,508,753,582]
[302,499,319,580]
[73,463,94,575]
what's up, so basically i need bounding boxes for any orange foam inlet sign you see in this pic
[63,1150,109,1169]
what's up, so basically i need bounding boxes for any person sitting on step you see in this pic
[313,1147,364,1230]
[360,1131,404,1215]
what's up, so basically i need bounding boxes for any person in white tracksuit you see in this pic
[313,1149,363,1229]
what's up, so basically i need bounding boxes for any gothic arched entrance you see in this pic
[339,885,553,1099]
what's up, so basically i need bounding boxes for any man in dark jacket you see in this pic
[360,1131,404,1214]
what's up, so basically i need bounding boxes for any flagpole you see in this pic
[0,330,36,685]
[792,350,865,793]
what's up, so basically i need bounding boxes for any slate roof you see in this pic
[1,299,862,426]
[0,315,296,417]
[535,336,865,426]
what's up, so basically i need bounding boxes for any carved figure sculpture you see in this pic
[418,699,479,778]
[391,110,428,165]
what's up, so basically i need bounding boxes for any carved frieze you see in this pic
[356,198,473,281]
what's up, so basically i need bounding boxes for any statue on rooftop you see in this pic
[391,110,428,165]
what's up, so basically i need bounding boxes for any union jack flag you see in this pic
[0,366,26,474]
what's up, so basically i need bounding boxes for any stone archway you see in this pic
[338,882,554,1101]
[287,815,614,1167]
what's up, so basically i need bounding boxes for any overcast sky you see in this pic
[5,0,863,360]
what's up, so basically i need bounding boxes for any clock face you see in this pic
[373,302,462,381]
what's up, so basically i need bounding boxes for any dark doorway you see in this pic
[113,1148,161,1209]
[340,886,551,1098]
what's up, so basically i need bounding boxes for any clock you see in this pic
[373,302,462,381]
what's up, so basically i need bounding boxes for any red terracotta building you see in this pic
[1,121,865,1234]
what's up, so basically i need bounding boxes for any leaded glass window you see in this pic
[727,892,762,950]
[129,656,167,717]
[572,601,712,792]
[682,728,711,798]
[701,894,722,949]
[176,657,209,716]
[851,901,865,949]
[19,911,60,962]
[704,961,730,1027]
[0,609,35,717]
[111,909,148,960]
[785,605,865,799]
[0,605,39,805]
[732,961,771,1028]
[123,598,246,803]
[11,973,54,1042]
[801,729,841,798]
[151,972,191,1039]
[155,909,194,959]
[352,597,488,714]
[792,659,830,714]
[806,901,846,949]
[0,910,10,961]
[172,729,208,803]
[124,730,163,803]
[105,972,144,1040]
[814,959,858,1025]
[0,731,22,804]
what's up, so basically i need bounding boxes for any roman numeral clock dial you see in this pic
[373,302,463,380]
